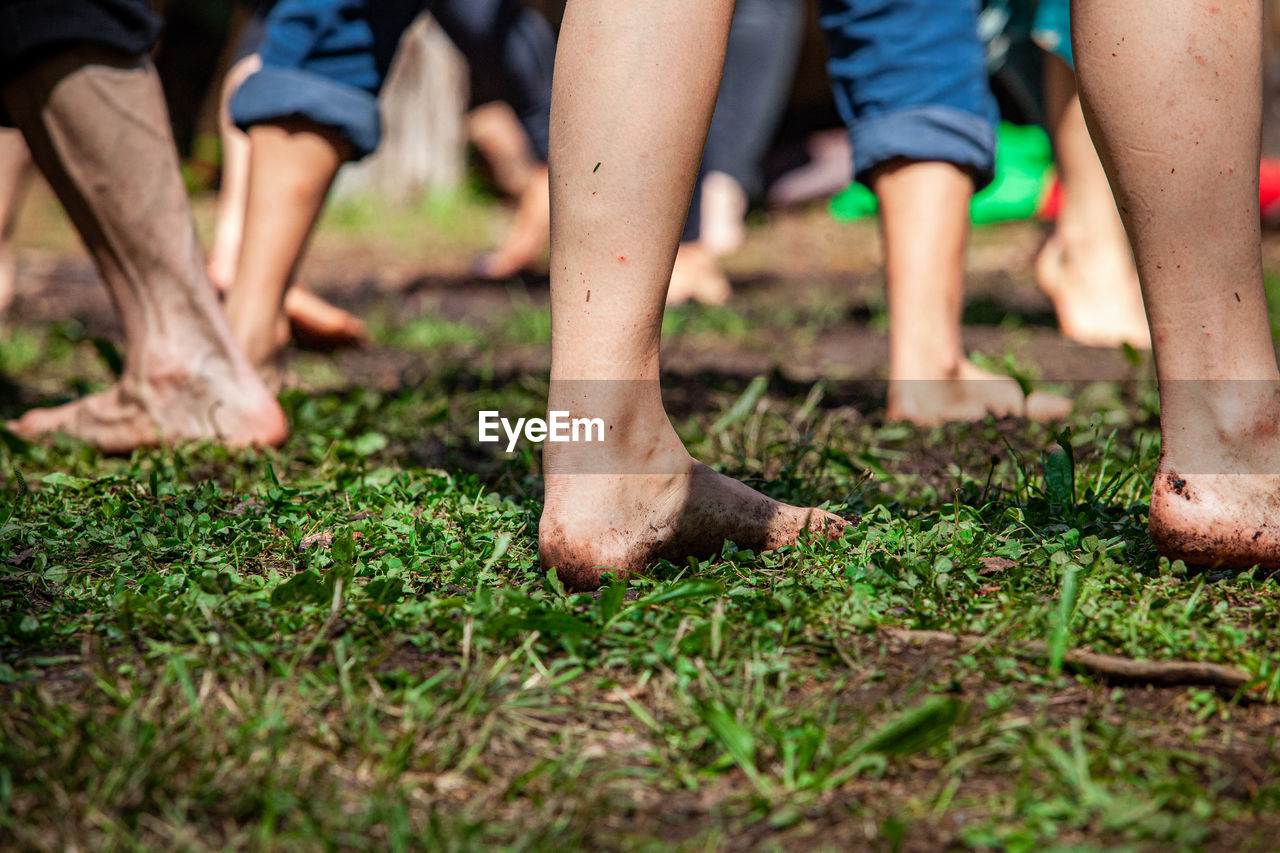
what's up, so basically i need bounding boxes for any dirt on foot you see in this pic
[1149,465,1280,571]
[540,460,846,590]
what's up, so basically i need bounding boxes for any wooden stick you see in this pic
[883,629,1254,693]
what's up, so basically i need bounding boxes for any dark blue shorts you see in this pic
[0,0,160,86]
[230,0,553,161]
[820,0,999,188]
[0,0,161,127]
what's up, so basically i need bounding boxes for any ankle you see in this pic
[1208,386,1280,443]
[1161,382,1280,472]
[889,350,964,383]
[541,408,688,476]
[1053,209,1128,259]
[226,307,288,366]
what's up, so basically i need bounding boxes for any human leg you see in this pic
[821,0,1070,424]
[873,159,1067,422]
[1035,52,1150,348]
[1074,0,1280,568]
[667,171,732,306]
[208,53,262,292]
[468,101,551,281]
[222,117,351,378]
[537,0,844,589]
[213,54,367,352]
[431,0,556,280]
[699,0,806,256]
[222,0,416,377]
[468,101,537,197]
[3,46,285,450]
[473,163,551,279]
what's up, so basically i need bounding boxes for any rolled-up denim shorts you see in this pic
[229,0,553,161]
[819,0,999,189]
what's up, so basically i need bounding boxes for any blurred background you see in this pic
[11,0,1280,416]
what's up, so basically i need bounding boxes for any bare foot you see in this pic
[887,360,1072,425]
[540,454,846,590]
[766,129,854,207]
[283,287,368,350]
[206,242,364,354]
[211,262,365,357]
[475,165,550,280]
[1036,232,1151,349]
[666,242,731,306]
[7,352,287,453]
[1150,463,1280,571]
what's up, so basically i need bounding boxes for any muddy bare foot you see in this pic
[8,361,287,453]
[1150,464,1280,571]
[666,242,731,307]
[1037,233,1151,349]
[887,360,1073,425]
[540,456,846,590]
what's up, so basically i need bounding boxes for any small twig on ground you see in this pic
[884,628,1254,693]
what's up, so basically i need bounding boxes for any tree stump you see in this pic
[331,13,469,203]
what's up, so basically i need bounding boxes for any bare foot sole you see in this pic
[887,362,1073,425]
[1150,466,1280,571]
[540,460,846,590]
[666,243,731,307]
[284,287,368,350]
[1036,234,1151,349]
[7,380,287,454]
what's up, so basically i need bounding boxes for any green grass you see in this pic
[319,180,505,258]
[2,248,1279,850]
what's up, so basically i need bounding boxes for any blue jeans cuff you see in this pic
[850,105,996,190]
[229,65,381,158]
